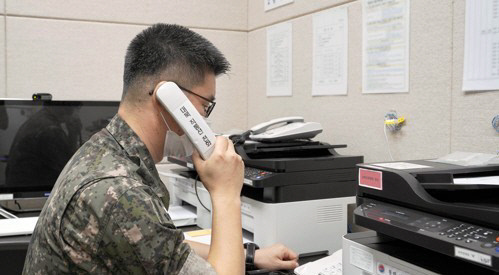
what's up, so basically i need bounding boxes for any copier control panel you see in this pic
[355,199,499,270]
[243,167,274,186]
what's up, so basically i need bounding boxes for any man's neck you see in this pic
[117,105,165,163]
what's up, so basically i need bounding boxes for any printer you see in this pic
[350,160,499,274]
[156,163,212,229]
[164,139,363,255]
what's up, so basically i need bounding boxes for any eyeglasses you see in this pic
[151,83,216,118]
[175,84,216,118]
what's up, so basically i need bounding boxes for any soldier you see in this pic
[23,24,299,274]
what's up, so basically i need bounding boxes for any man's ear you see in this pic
[151,81,168,102]
[151,81,169,125]
[153,82,182,135]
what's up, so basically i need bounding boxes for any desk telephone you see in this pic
[249,117,322,142]
[231,117,323,146]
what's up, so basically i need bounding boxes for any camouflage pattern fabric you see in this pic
[23,114,215,274]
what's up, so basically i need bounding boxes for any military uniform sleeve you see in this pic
[101,185,216,274]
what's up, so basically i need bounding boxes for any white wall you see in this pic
[6,1,247,31]
[0,0,248,133]
[248,0,354,31]
[451,0,499,153]
[248,0,498,162]
[5,18,144,100]
[1,1,497,161]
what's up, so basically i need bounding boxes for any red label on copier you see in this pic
[359,168,383,190]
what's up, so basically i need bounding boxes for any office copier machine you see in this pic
[168,140,363,255]
[351,160,499,274]
[236,141,362,255]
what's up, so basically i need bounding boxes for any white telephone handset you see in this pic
[156,82,216,160]
[249,116,323,142]
[250,116,305,134]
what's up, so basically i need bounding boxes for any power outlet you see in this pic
[264,0,294,11]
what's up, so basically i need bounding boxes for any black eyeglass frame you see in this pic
[176,84,216,118]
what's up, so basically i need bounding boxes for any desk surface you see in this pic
[0,224,307,275]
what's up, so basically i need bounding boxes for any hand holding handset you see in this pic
[156,82,216,160]
[156,83,244,274]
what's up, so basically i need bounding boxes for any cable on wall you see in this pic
[383,110,406,161]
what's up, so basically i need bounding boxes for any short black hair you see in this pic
[122,23,230,100]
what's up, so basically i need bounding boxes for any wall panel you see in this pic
[194,29,248,133]
[6,17,143,100]
[5,17,246,132]
[6,0,247,31]
[248,0,353,30]
[248,1,455,162]
[450,0,499,154]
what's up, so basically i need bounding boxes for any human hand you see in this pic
[192,136,244,201]
[254,243,299,271]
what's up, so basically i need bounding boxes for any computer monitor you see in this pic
[0,99,119,199]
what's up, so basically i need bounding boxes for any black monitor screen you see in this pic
[0,100,119,197]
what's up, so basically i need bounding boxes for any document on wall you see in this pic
[267,22,292,96]
[462,0,499,92]
[312,6,348,96]
[362,0,410,94]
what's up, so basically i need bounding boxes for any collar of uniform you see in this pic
[106,114,170,206]
[105,114,160,181]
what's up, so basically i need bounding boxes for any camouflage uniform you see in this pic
[23,115,216,274]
